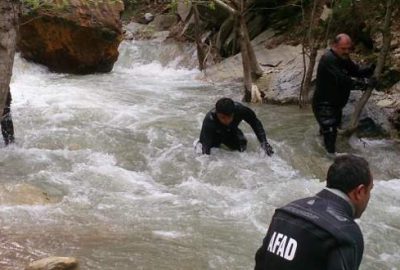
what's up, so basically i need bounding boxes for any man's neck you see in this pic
[324,187,356,217]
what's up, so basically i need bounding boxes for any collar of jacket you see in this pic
[319,188,356,218]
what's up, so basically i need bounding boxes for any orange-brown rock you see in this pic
[18,0,124,74]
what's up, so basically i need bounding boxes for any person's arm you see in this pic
[241,106,267,144]
[241,106,274,156]
[199,114,216,155]
[345,60,375,78]
[320,56,369,91]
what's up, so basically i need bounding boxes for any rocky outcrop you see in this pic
[204,29,310,104]
[26,257,78,270]
[18,0,124,74]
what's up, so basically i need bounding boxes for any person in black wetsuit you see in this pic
[1,90,15,146]
[313,33,377,154]
[255,154,374,270]
[198,97,274,156]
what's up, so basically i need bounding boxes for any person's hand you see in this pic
[367,63,376,75]
[261,141,274,157]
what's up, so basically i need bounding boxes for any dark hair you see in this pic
[215,98,235,116]
[326,155,372,193]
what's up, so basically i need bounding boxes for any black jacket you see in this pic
[313,49,373,109]
[199,102,267,154]
[255,189,364,270]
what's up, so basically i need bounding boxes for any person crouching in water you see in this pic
[198,97,274,156]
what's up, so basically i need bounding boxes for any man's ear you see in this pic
[348,184,366,202]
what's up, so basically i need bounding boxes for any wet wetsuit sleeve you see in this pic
[199,114,215,155]
[345,60,374,78]
[241,106,268,144]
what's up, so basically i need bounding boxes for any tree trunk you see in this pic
[299,0,325,107]
[238,13,253,102]
[242,15,263,77]
[193,5,206,71]
[300,47,318,106]
[0,0,19,113]
[344,0,393,135]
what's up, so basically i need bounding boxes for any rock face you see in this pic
[26,257,78,270]
[205,29,312,104]
[18,0,124,74]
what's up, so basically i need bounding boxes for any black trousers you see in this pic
[1,92,14,145]
[312,102,342,154]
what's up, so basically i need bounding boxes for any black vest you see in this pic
[255,189,363,270]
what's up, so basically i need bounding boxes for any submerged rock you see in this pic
[0,183,61,205]
[25,257,78,270]
[18,0,124,74]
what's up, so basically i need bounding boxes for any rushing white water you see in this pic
[0,40,399,269]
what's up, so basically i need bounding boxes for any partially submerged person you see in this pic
[1,90,15,146]
[198,97,274,156]
[313,33,376,155]
[255,154,374,270]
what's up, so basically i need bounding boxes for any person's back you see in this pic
[255,189,363,270]
[254,155,373,270]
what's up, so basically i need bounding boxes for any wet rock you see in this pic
[343,89,400,137]
[26,257,78,270]
[389,108,400,131]
[205,30,309,104]
[150,14,178,31]
[0,183,61,205]
[123,22,148,40]
[144,12,155,23]
[18,0,124,74]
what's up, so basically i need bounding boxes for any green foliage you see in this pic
[123,0,137,8]
[21,0,51,9]
[336,0,353,9]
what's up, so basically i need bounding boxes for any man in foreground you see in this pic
[313,33,376,154]
[255,154,373,269]
[198,97,274,156]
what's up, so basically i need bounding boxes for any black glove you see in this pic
[261,141,274,156]
[366,76,378,89]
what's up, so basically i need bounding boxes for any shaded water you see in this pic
[0,40,399,269]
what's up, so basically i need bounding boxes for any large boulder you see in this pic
[18,0,124,74]
[204,29,309,104]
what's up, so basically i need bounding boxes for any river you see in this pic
[0,40,399,269]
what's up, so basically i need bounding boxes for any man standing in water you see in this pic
[255,154,373,269]
[1,90,15,146]
[313,33,376,155]
[198,97,274,156]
